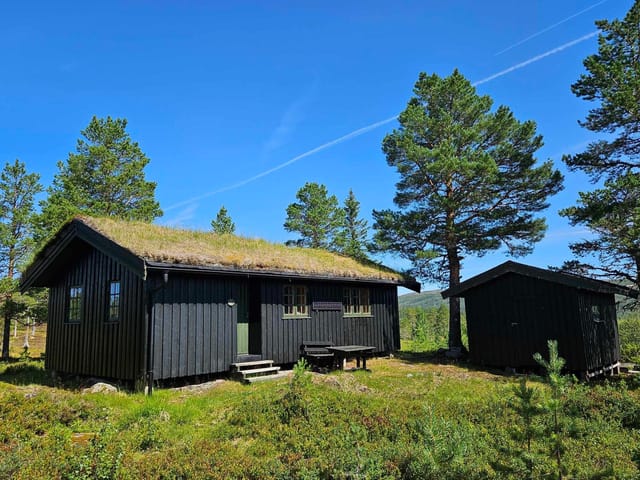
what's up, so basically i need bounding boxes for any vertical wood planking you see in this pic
[45,245,145,381]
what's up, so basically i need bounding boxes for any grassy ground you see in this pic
[1,351,639,479]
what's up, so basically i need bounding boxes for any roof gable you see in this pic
[441,260,637,299]
[21,216,420,291]
[20,220,146,290]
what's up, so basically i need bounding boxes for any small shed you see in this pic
[20,216,419,389]
[441,261,637,376]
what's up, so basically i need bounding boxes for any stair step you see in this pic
[231,360,274,371]
[245,371,290,384]
[240,366,281,377]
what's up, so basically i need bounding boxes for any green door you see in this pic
[237,283,249,355]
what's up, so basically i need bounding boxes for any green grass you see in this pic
[71,216,408,282]
[1,356,639,479]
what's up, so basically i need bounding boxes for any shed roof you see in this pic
[441,260,637,299]
[21,216,420,291]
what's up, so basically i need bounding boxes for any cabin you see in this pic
[20,216,419,389]
[442,261,637,377]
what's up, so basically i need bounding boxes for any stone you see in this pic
[82,382,118,394]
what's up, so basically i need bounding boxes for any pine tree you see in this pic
[36,116,162,244]
[335,189,369,260]
[533,340,569,480]
[563,1,640,179]
[211,206,236,234]
[0,160,42,359]
[560,2,640,294]
[284,182,344,249]
[373,70,563,351]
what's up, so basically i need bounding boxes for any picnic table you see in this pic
[327,345,375,370]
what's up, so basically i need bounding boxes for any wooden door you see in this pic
[237,283,249,355]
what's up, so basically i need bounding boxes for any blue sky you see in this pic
[1,1,634,291]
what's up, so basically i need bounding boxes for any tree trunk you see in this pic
[2,296,11,359]
[447,248,463,350]
[2,257,16,359]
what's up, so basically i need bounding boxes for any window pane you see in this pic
[68,286,83,323]
[108,281,120,322]
[284,285,307,316]
[343,287,370,315]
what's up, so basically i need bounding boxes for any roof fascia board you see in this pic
[73,221,145,277]
[20,223,77,291]
[20,220,146,291]
[145,260,421,291]
[442,260,637,299]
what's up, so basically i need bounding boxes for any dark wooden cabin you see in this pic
[442,261,637,376]
[20,216,419,388]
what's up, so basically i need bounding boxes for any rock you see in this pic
[82,382,118,394]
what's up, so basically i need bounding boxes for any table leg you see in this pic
[356,357,361,369]
[362,357,367,370]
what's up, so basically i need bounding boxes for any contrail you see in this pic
[495,0,608,56]
[474,31,598,86]
[164,115,398,212]
[164,31,599,213]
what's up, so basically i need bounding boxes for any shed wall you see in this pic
[45,243,146,380]
[576,291,620,370]
[464,273,588,370]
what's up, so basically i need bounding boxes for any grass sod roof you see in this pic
[75,216,417,288]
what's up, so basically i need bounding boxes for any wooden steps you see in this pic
[231,360,283,383]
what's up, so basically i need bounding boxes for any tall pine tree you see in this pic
[335,189,369,260]
[560,2,640,294]
[0,160,42,359]
[373,70,563,351]
[284,182,344,249]
[36,116,162,244]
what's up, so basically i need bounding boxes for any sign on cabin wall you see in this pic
[312,301,343,311]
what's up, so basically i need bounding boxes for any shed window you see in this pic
[283,285,308,317]
[67,286,83,323]
[591,305,603,323]
[343,287,371,316]
[107,281,120,322]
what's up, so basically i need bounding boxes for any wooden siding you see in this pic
[464,273,589,370]
[576,291,620,371]
[151,273,238,379]
[45,243,146,380]
[262,281,399,365]
[462,272,622,372]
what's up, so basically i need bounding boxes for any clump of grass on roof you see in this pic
[78,216,405,281]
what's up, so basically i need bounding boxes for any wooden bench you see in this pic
[300,341,335,369]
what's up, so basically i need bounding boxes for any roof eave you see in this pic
[441,260,639,299]
[20,219,146,291]
[145,260,421,291]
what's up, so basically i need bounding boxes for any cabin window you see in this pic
[343,287,371,316]
[283,285,309,317]
[67,286,83,323]
[107,281,120,322]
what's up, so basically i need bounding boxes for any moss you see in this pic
[76,215,408,283]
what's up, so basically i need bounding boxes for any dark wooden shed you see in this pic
[442,261,637,376]
[20,216,419,388]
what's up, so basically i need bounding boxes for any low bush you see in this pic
[1,357,639,479]
[619,312,640,364]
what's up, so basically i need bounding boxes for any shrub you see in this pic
[401,305,469,352]
[619,312,640,364]
[279,358,311,423]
